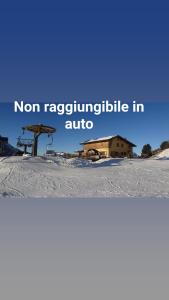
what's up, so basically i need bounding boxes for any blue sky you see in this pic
[0,2,169,154]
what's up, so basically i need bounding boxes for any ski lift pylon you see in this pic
[21,124,56,156]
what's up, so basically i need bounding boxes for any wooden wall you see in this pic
[83,137,133,157]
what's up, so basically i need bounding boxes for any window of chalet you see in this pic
[121,144,124,147]
[117,143,119,147]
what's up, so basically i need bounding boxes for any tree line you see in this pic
[141,140,169,158]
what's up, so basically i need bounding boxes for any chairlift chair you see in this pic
[45,134,55,156]
[17,133,34,154]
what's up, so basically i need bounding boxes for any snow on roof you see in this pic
[81,135,136,146]
[82,135,115,144]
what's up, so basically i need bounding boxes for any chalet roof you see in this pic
[81,135,114,144]
[0,135,8,142]
[81,135,136,147]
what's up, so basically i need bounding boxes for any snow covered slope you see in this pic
[0,156,169,198]
[154,149,169,160]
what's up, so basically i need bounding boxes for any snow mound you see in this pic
[45,156,92,168]
[92,158,125,166]
[45,157,126,168]
[154,149,169,160]
[0,155,129,169]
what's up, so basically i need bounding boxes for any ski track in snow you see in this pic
[0,159,25,197]
[0,156,169,198]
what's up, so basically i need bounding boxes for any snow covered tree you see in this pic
[141,144,152,158]
[160,141,169,150]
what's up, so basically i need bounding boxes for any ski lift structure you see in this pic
[17,124,56,156]
[17,136,33,154]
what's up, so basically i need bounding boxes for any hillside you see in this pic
[0,142,22,156]
[154,148,169,160]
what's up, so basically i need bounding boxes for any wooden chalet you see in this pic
[80,135,136,158]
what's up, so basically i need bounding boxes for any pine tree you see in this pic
[160,141,169,150]
[141,144,152,158]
